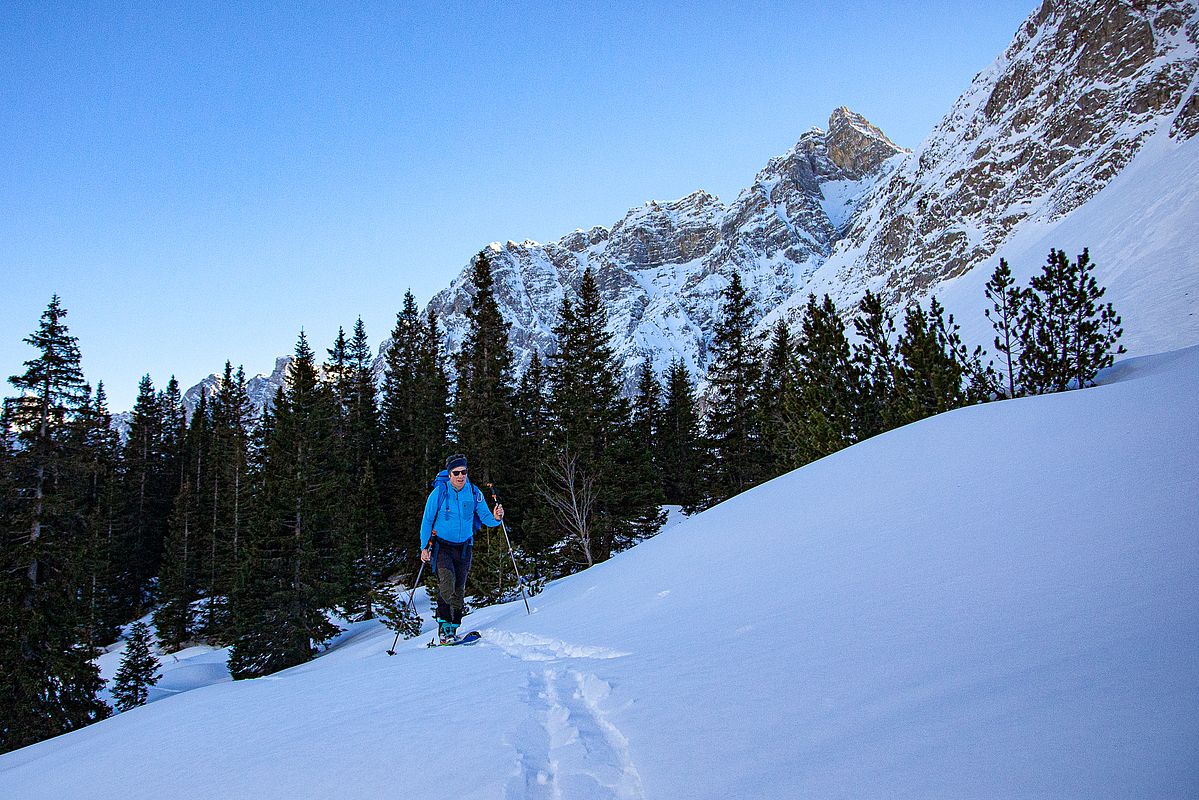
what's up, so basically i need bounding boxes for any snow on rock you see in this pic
[4,343,1197,799]
[422,0,1199,393]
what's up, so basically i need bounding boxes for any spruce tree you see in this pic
[510,352,555,578]
[853,290,903,438]
[380,293,423,545]
[453,252,522,602]
[545,268,631,566]
[76,382,125,647]
[1020,248,1125,394]
[757,319,796,476]
[782,294,862,467]
[117,375,175,613]
[112,621,160,712]
[336,319,385,619]
[155,477,198,649]
[704,271,764,504]
[203,364,253,640]
[0,296,109,753]
[615,357,666,551]
[228,332,340,679]
[452,251,517,484]
[657,358,705,511]
[380,293,447,566]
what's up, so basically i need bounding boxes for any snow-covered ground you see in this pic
[3,346,1197,799]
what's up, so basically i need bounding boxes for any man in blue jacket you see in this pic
[420,453,504,643]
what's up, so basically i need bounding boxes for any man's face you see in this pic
[449,467,467,490]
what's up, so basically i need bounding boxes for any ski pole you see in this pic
[386,559,427,656]
[484,483,532,615]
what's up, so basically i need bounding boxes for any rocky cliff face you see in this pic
[427,107,907,389]
[427,0,1199,390]
[805,0,1199,310]
[173,0,1199,416]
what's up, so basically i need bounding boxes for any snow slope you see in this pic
[935,128,1199,359]
[3,347,1197,799]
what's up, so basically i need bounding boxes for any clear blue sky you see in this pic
[2,1,1037,411]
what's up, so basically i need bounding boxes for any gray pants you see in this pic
[434,540,471,625]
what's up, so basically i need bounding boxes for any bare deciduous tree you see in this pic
[537,449,597,567]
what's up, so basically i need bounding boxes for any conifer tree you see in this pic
[0,296,109,753]
[782,294,862,467]
[334,319,385,618]
[704,271,764,504]
[853,290,903,438]
[380,293,423,542]
[186,363,254,641]
[76,382,125,647]
[545,268,632,566]
[453,252,520,602]
[510,352,555,575]
[1019,248,1125,394]
[112,621,160,712]
[657,358,705,510]
[757,319,796,476]
[453,251,517,484]
[380,293,447,564]
[984,259,1026,398]
[155,477,198,649]
[118,375,176,613]
[347,318,381,478]
[894,298,973,423]
[613,357,667,551]
[416,307,451,479]
[228,332,340,679]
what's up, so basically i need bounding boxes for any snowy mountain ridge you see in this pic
[426,0,1199,391]
[163,0,1199,417]
[427,106,907,389]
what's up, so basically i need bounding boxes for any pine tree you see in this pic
[453,251,520,602]
[510,352,555,577]
[1020,248,1125,394]
[984,259,1026,398]
[894,298,975,423]
[757,319,796,476]
[112,621,160,712]
[782,294,862,467]
[228,332,340,679]
[117,375,175,613]
[657,358,705,511]
[154,477,198,649]
[335,319,385,619]
[545,268,630,566]
[380,293,447,567]
[704,271,764,504]
[615,356,666,551]
[0,296,110,753]
[76,382,125,647]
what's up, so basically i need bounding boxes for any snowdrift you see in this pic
[2,347,1197,799]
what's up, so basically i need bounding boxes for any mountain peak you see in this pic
[824,107,908,179]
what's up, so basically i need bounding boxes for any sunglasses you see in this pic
[450,469,468,477]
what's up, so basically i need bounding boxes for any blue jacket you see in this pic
[419,471,501,549]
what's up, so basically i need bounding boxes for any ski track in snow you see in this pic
[483,629,631,662]
[505,668,645,800]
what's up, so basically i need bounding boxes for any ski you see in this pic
[427,630,482,648]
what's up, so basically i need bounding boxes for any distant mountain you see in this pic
[172,0,1199,417]
[427,107,906,390]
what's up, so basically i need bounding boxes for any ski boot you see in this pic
[438,620,458,645]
